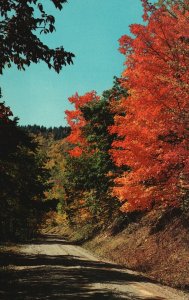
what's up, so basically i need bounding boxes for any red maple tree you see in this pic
[65,91,99,157]
[110,2,189,211]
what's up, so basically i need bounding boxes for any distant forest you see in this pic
[20,125,71,140]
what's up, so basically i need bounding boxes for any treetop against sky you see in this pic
[1,0,143,127]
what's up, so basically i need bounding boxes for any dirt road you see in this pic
[0,235,188,299]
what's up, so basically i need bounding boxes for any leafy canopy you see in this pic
[110,1,189,212]
[0,0,74,74]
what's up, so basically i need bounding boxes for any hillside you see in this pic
[83,208,189,290]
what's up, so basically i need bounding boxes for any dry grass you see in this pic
[83,208,189,290]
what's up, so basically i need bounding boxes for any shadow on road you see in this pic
[0,236,166,299]
[23,235,80,246]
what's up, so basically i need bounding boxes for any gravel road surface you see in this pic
[0,235,188,299]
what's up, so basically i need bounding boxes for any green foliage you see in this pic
[0,116,49,241]
[0,0,74,74]
[37,79,127,228]
[0,0,74,240]
[20,125,71,140]
[60,80,126,225]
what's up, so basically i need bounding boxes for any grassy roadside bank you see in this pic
[83,209,189,290]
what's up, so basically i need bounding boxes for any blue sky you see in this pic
[1,0,143,127]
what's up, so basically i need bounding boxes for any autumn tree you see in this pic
[61,83,125,225]
[62,92,99,224]
[43,137,68,207]
[65,91,98,157]
[110,1,189,212]
[155,0,189,10]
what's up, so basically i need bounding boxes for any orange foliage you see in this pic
[110,3,189,211]
[65,91,99,157]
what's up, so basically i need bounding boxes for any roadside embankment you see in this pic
[83,208,189,290]
[41,208,189,290]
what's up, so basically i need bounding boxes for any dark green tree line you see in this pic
[0,106,49,241]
